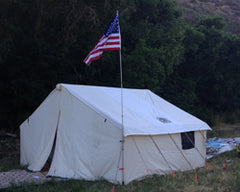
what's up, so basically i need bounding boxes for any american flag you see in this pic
[84,14,121,65]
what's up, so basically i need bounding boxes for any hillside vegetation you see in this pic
[0,0,240,133]
[175,0,240,34]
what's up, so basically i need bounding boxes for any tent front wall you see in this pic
[124,131,206,184]
[20,87,124,183]
[20,89,60,171]
[47,87,123,183]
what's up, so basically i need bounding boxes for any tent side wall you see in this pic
[20,89,61,171]
[124,130,206,184]
[48,87,123,184]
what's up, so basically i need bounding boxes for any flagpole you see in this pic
[117,10,124,185]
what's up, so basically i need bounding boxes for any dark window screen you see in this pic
[181,131,195,150]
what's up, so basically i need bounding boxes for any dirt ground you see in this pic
[0,169,50,189]
[0,131,61,189]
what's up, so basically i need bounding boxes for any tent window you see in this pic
[181,131,195,150]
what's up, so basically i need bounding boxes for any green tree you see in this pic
[121,0,185,92]
[161,16,240,125]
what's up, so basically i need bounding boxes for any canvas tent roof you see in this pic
[57,83,211,136]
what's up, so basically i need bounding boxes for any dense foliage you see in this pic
[160,16,240,124]
[0,0,239,132]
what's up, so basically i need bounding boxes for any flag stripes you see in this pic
[84,14,121,65]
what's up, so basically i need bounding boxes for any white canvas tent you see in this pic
[20,83,211,184]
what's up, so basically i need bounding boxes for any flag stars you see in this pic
[105,16,119,37]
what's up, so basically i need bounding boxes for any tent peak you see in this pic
[56,84,63,91]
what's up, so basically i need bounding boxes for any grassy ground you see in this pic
[3,150,239,192]
[1,124,240,192]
